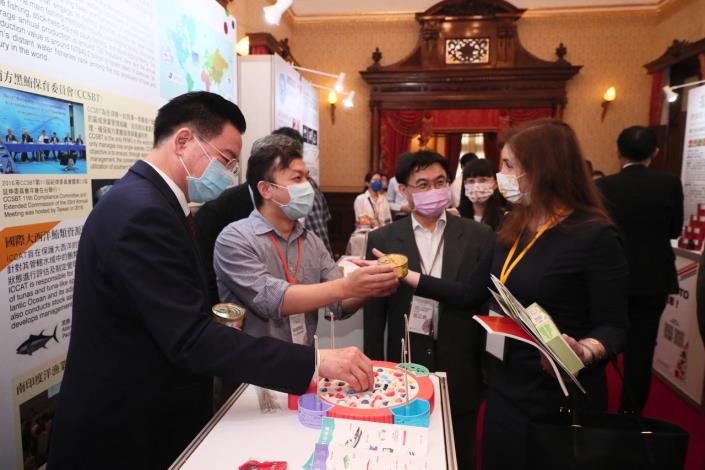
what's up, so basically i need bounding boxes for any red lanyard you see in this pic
[267,232,303,285]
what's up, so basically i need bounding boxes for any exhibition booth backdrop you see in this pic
[0,1,238,467]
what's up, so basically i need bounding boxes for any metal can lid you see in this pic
[378,253,408,268]
[211,303,246,321]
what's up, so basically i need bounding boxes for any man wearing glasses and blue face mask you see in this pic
[214,138,399,348]
[49,92,383,470]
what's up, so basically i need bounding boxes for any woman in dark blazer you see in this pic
[366,119,629,469]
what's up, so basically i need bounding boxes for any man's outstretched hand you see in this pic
[318,347,374,392]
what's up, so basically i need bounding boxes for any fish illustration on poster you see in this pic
[16,326,59,356]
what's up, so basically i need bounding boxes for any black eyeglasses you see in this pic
[406,178,450,191]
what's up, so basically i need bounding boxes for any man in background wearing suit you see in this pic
[597,125,684,414]
[48,92,376,469]
[364,151,495,470]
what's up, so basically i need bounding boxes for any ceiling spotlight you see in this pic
[293,66,347,94]
[263,0,293,26]
[663,85,679,103]
[343,91,355,108]
[334,73,346,93]
[662,80,705,103]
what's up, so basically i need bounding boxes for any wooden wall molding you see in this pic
[644,37,705,73]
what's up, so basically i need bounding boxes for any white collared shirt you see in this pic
[143,160,190,217]
[622,161,648,169]
[353,190,392,226]
[387,177,408,212]
[411,211,447,338]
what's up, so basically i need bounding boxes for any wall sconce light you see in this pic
[312,84,354,123]
[236,36,250,56]
[263,0,293,26]
[327,90,338,124]
[663,80,705,103]
[601,86,616,122]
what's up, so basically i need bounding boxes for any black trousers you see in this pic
[452,409,478,470]
[621,294,668,413]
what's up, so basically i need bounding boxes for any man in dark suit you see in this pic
[195,178,255,305]
[48,92,376,469]
[597,125,684,414]
[364,151,495,470]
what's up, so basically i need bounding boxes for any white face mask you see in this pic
[496,172,525,203]
[464,182,494,203]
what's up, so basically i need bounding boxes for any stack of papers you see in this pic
[473,275,586,396]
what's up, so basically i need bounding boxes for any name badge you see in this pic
[408,296,436,336]
[485,309,506,360]
[289,313,307,345]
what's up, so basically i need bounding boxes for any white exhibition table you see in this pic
[170,373,457,470]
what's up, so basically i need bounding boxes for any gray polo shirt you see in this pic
[214,209,343,346]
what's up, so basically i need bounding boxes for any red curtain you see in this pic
[445,133,463,176]
[497,108,553,137]
[380,112,416,176]
[380,108,553,175]
[649,71,666,127]
[251,45,270,55]
[431,109,500,129]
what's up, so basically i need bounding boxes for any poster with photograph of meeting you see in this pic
[0,86,87,175]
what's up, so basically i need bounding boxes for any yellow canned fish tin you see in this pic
[378,253,409,279]
[211,303,246,329]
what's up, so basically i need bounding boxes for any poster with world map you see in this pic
[158,0,236,103]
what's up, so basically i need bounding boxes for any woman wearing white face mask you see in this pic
[458,158,507,231]
[358,119,629,469]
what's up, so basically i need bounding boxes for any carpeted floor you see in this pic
[474,358,705,469]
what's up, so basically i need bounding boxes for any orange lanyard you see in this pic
[267,232,303,285]
[499,215,559,285]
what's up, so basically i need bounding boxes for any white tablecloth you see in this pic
[172,374,455,470]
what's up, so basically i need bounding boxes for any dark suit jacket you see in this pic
[363,214,495,414]
[48,161,312,469]
[597,164,683,296]
[195,182,254,305]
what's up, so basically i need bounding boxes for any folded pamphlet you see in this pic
[475,275,586,396]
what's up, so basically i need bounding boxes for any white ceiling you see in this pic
[290,0,664,21]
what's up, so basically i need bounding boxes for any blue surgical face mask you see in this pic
[180,137,237,203]
[370,180,383,192]
[270,181,315,220]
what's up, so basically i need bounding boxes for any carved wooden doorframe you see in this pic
[360,0,581,172]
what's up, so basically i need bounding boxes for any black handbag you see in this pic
[527,359,689,470]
